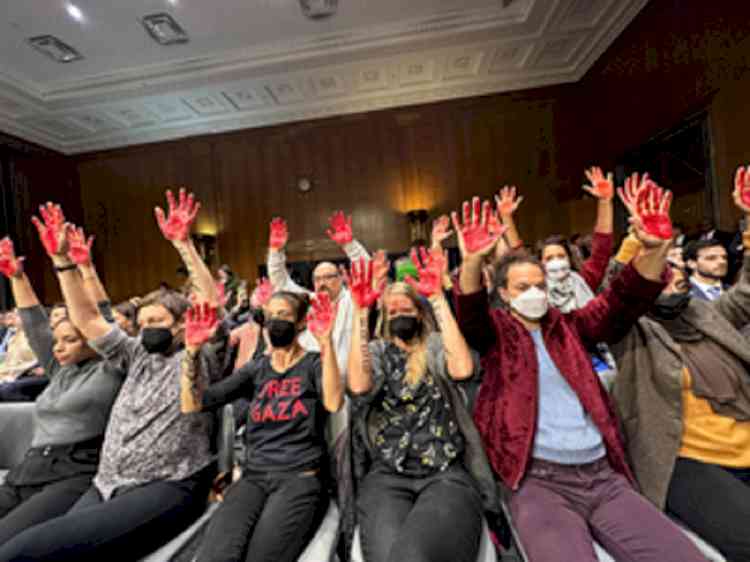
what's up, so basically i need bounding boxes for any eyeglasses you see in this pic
[313,273,340,283]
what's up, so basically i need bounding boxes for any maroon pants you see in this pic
[509,458,705,562]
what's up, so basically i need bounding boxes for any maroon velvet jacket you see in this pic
[455,263,665,490]
[579,231,613,292]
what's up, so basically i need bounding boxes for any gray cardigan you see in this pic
[610,254,750,509]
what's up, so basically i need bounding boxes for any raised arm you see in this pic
[579,167,615,290]
[345,258,383,395]
[326,210,371,262]
[307,291,343,412]
[266,217,310,295]
[495,185,524,253]
[407,247,473,379]
[67,225,110,307]
[155,188,219,308]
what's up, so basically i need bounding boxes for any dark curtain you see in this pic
[0,154,19,311]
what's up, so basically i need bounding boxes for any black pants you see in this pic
[667,457,750,562]
[0,475,92,547]
[358,465,483,562]
[0,466,213,562]
[196,471,326,562]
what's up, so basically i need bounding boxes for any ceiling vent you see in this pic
[141,13,189,45]
[27,35,83,63]
[299,0,338,20]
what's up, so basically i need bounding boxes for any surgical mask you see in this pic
[510,287,548,320]
[652,292,691,320]
[389,316,421,342]
[545,258,571,282]
[140,327,174,354]
[266,319,297,348]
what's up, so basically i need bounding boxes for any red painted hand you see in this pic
[371,250,390,290]
[325,211,353,246]
[67,226,94,265]
[250,277,274,308]
[405,247,446,298]
[583,166,614,200]
[495,185,523,216]
[451,197,501,258]
[734,165,750,214]
[637,182,673,241]
[617,172,651,217]
[154,188,201,242]
[486,210,508,238]
[269,217,288,250]
[0,238,24,279]
[185,302,219,349]
[308,291,336,341]
[31,202,67,257]
[344,257,383,309]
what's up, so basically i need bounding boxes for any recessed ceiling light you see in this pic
[141,13,189,45]
[65,3,85,23]
[299,0,338,19]
[27,35,84,63]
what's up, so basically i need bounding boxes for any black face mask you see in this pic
[652,292,691,320]
[141,327,174,354]
[266,319,297,348]
[251,307,265,327]
[389,316,421,342]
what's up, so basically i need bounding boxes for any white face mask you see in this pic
[510,287,548,320]
[545,257,571,282]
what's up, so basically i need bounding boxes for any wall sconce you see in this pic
[406,209,429,245]
[192,234,217,265]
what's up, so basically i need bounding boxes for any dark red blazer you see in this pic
[455,263,664,490]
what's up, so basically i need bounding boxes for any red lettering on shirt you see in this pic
[262,404,276,422]
[277,400,291,421]
[291,399,309,419]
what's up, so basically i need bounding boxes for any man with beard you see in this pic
[685,239,729,301]
[610,165,750,562]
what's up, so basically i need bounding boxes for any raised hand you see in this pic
[154,188,201,242]
[307,291,336,342]
[215,281,229,308]
[31,203,67,257]
[371,250,390,290]
[67,226,94,265]
[495,185,523,217]
[405,247,446,298]
[617,172,650,216]
[629,182,673,246]
[486,210,508,238]
[431,215,453,249]
[344,257,383,309]
[250,277,274,308]
[326,211,354,246]
[185,301,219,350]
[583,166,614,200]
[451,197,501,259]
[0,237,24,279]
[269,217,288,250]
[734,165,750,214]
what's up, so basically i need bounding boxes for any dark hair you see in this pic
[538,235,573,260]
[135,289,190,324]
[114,300,138,323]
[684,239,725,262]
[270,291,310,322]
[492,252,544,292]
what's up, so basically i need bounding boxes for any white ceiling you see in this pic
[0,0,648,154]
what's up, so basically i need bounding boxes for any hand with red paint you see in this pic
[66,226,94,266]
[405,247,446,298]
[617,172,650,216]
[31,203,68,258]
[308,291,336,343]
[154,188,200,243]
[431,215,453,250]
[636,183,673,244]
[326,211,354,246]
[345,257,383,310]
[452,197,501,260]
[0,237,24,279]
[583,166,614,200]
[734,165,750,215]
[269,217,288,251]
[185,301,219,352]
[486,210,508,238]
[250,277,274,309]
[215,281,229,308]
[371,250,390,291]
[495,185,524,217]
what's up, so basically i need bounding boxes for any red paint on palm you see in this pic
[0,238,22,278]
[736,166,750,208]
[251,277,274,308]
[460,199,499,253]
[325,211,353,246]
[67,226,94,265]
[405,247,444,297]
[185,302,219,348]
[154,188,201,242]
[486,210,507,237]
[638,182,673,240]
[346,257,381,309]
[308,291,335,338]
[269,217,288,250]
[31,203,66,256]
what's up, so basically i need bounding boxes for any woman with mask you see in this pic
[0,232,121,545]
[0,190,230,561]
[178,290,343,562]
[610,165,750,562]
[455,186,707,562]
[346,250,499,562]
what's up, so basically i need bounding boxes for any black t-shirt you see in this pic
[202,352,326,472]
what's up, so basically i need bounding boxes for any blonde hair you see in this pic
[378,282,435,386]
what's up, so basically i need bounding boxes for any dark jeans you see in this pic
[358,465,483,562]
[0,475,91,547]
[196,471,326,562]
[667,457,750,562]
[0,377,49,402]
[0,466,213,561]
[510,458,705,562]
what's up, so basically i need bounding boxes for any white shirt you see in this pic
[691,277,723,300]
